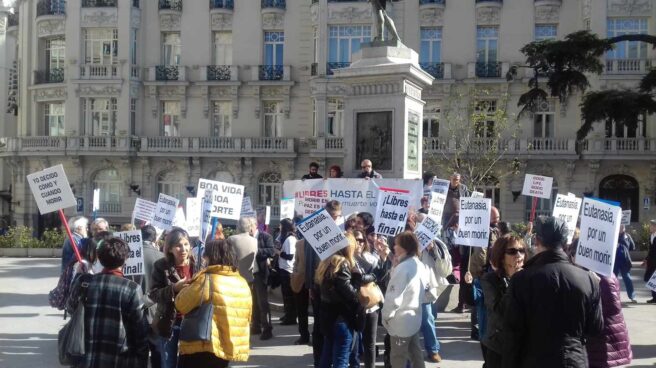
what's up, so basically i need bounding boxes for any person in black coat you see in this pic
[643,219,656,303]
[251,219,275,339]
[501,216,603,368]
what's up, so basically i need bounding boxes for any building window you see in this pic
[94,169,121,213]
[130,98,137,135]
[607,18,648,59]
[423,105,440,138]
[327,97,344,137]
[533,99,555,138]
[605,114,646,138]
[162,101,181,136]
[84,28,118,64]
[474,100,497,138]
[83,98,117,136]
[213,31,233,65]
[212,101,232,136]
[162,32,181,65]
[264,31,284,66]
[130,29,137,65]
[420,27,442,64]
[535,24,557,41]
[158,171,185,203]
[328,25,371,63]
[481,176,500,210]
[45,38,66,71]
[526,182,558,221]
[258,171,282,209]
[44,102,65,136]
[476,26,498,64]
[313,27,319,63]
[263,101,283,137]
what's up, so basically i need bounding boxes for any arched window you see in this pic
[525,179,558,221]
[258,171,281,217]
[157,171,185,203]
[600,175,639,222]
[94,169,121,213]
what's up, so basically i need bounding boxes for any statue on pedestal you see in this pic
[370,0,400,42]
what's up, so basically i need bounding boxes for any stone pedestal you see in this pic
[333,43,433,179]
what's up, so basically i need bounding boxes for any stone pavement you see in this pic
[0,257,654,368]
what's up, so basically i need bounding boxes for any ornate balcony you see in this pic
[99,202,121,214]
[310,137,345,157]
[159,0,182,11]
[326,62,351,76]
[138,137,295,155]
[79,64,120,79]
[37,0,66,17]
[202,65,238,81]
[150,65,186,81]
[81,0,117,7]
[258,65,284,81]
[467,61,509,79]
[210,0,233,9]
[34,68,65,84]
[604,59,652,75]
[261,0,285,9]
[420,62,445,79]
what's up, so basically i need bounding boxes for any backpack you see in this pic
[49,262,75,311]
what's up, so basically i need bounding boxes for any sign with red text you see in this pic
[521,174,554,199]
[26,164,77,214]
[196,178,244,220]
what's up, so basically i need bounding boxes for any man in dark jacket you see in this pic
[301,162,323,180]
[357,159,383,179]
[502,216,603,368]
[644,219,656,303]
[140,225,164,368]
[251,218,275,340]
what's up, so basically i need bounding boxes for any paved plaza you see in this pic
[0,257,654,368]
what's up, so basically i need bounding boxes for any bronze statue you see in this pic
[370,0,400,42]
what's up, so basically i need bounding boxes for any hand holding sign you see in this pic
[522,174,554,222]
[374,188,411,237]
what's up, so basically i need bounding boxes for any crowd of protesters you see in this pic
[49,161,653,368]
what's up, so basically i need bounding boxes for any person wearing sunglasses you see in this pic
[357,159,383,179]
[480,235,526,368]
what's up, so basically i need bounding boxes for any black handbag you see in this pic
[58,274,91,366]
[179,274,215,342]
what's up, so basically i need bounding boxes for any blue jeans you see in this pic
[614,269,636,300]
[421,303,440,354]
[320,319,353,368]
[159,324,180,368]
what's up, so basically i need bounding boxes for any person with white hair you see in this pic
[91,217,109,239]
[61,216,89,272]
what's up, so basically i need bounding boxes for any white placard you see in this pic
[575,197,622,277]
[265,206,271,225]
[457,198,492,248]
[151,193,179,230]
[552,194,583,245]
[431,178,450,196]
[280,197,295,220]
[200,189,213,242]
[132,198,157,224]
[471,191,484,198]
[428,190,447,221]
[26,164,77,214]
[241,196,256,218]
[172,206,187,229]
[415,215,442,251]
[374,188,411,237]
[647,272,656,292]
[196,178,244,220]
[116,230,144,276]
[186,198,201,237]
[297,208,349,261]
[621,210,631,225]
[522,174,554,199]
[92,188,100,212]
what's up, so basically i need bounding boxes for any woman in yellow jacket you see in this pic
[175,239,252,367]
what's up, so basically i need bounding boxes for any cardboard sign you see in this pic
[552,194,583,244]
[196,178,244,220]
[280,197,295,220]
[199,189,213,242]
[241,196,256,218]
[374,188,411,237]
[621,210,631,225]
[26,164,77,214]
[265,206,271,225]
[428,190,447,222]
[297,208,349,261]
[522,174,554,199]
[132,198,157,224]
[457,198,491,248]
[471,191,484,198]
[431,178,450,196]
[151,193,179,230]
[415,215,442,251]
[116,230,144,276]
[575,197,622,277]
[172,206,187,229]
[186,198,201,237]
[647,272,656,292]
[92,188,100,212]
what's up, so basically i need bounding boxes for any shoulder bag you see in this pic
[179,274,215,342]
[58,274,91,366]
[358,282,383,309]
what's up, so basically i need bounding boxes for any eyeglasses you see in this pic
[505,248,526,256]
[356,238,365,243]
[361,165,371,168]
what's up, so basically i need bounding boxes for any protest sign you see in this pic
[522,174,554,199]
[428,190,447,221]
[132,198,157,224]
[647,272,656,292]
[241,196,256,218]
[26,164,77,214]
[197,178,244,220]
[297,208,349,261]
[280,197,295,220]
[431,179,450,196]
[116,230,144,276]
[471,191,484,198]
[374,188,411,237]
[186,198,201,237]
[575,197,622,277]
[172,206,187,229]
[552,194,583,244]
[92,188,100,212]
[265,206,271,225]
[457,198,491,247]
[621,210,631,225]
[200,189,213,242]
[415,215,442,251]
[151,193,179,230]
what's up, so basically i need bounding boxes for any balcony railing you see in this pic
[210,0,233,9]
[475,62,502,78]
[81,0,117,7]
[476,0,502,3]
[7,12,18,27]
[259,65,284,80]
[527,137,571,152]
[99,202,121,214]
[604,59,652,75]
[34,68,65,84]
[198,137,239,151]
[420,62,444,79]
[159,0,182,11]
[327,62,351,75]
[419,0,445,4]
[261,0,286,9]
[207,65,232,81]
[37,0,66,16]
[155,65,181,81]
[79,64,119,79]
